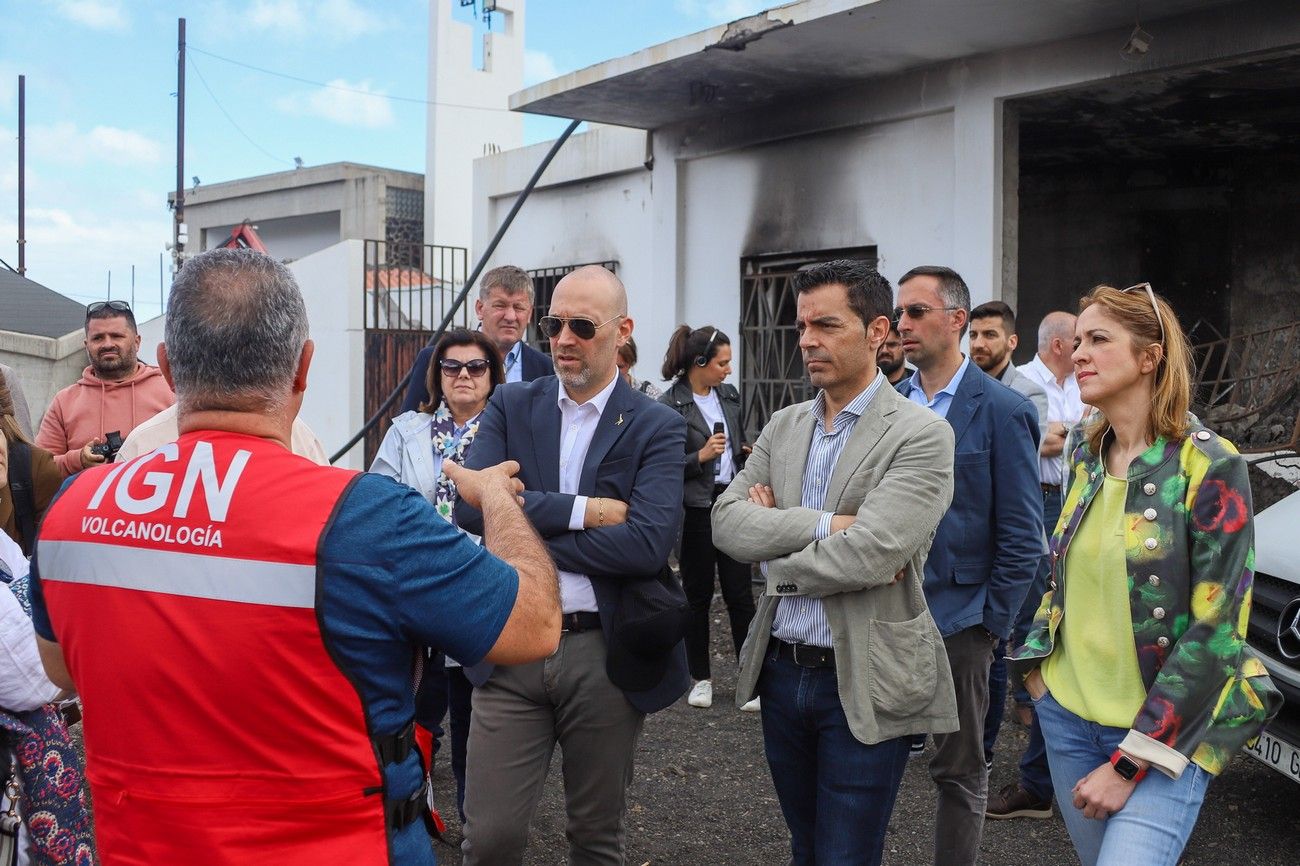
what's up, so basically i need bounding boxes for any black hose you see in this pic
[329,118,582,465]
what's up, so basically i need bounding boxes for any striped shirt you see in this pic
[770,373,886,648]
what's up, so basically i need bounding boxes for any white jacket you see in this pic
[369,410,441,505]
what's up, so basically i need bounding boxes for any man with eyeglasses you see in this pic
[894,266,1043,866]
[400,265,551,413]
[454,265,688,865]
[36,300,174,476]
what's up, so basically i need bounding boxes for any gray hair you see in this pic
[477,264,534,303]
[1037,311,1077,352]
[165,248,309,414]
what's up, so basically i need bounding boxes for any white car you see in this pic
[1245,490,1300,784]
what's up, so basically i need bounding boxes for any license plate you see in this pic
[1245,727,1300,784]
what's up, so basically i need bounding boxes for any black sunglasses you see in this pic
[439,358,491,378]
[86,300,132,317]
[892,303,962,322]
[537,314,623,340]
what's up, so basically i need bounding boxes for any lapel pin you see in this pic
[615,413,624,427]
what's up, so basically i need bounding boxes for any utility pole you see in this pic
[172,17,186,273]
[17,74,26,275]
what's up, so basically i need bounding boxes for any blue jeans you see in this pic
[1035,691,1210,866]
[758,648,911,866]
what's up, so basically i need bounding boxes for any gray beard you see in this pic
[555,362,592,392]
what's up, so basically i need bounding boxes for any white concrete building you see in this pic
[473,0,1300,437]
[169,162,425,263]
[427,0,525,253]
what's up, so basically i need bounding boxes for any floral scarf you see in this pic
[429,401,480,524]
[1,576,96,865]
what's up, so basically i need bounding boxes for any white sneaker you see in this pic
[687,679,713,708]
[740,696,761,713]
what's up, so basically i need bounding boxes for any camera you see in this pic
[90,431,124,463]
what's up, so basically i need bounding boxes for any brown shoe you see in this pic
[985,783,1053,820]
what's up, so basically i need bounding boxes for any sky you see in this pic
[0,0,769,321]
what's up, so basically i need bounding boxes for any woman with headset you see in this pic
[660,326,756,711]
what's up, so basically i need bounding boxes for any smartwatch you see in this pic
[1109,750,1148,783]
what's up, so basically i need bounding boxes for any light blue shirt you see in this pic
[905,355,971,420]
[770,372,886,648]
[503,341,524,383]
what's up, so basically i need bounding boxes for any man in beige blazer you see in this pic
[712,259,958,866]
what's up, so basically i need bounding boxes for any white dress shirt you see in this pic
[1,533,64,712]
[1021,355,1086,486]
[555,373,620,614]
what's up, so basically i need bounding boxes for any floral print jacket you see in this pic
[1011,419,1282,776]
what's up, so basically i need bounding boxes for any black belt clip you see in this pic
[373,721,415,766]
[385,778,428,830]
[774,638,835,669]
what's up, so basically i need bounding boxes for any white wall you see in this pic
[427,0,524,254]
[292,240,367,469]
[203,212,341,262]
[0,330,86,429]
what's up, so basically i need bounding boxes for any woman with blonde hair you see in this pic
[1011,283,1279,865]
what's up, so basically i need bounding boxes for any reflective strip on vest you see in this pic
[38,540,316,608]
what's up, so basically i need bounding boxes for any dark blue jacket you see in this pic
[897,364,1043,639]
[400,340,550,414]
[454,375,689,713]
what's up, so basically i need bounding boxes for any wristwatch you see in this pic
[1109,750,1148,783]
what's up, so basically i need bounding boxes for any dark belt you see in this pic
[771,637,836,669]
[1040,483,1062,493]
[561,611,602,633]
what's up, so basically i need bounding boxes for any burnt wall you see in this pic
[1014,154,1300,363]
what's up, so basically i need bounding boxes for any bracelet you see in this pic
[597,497,606,527]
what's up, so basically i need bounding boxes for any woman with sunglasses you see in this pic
[1010,284,1279,865]
[659,325,756,711]
[370,327,505,823]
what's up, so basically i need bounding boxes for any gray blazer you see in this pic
[998,363,1049,441]
[712,383,959,745]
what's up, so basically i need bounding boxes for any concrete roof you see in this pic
[168,161,424,207]
[0,269,87,339]
[511,0,1239,129]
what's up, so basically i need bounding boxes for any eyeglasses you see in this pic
[86,300,132,317]
[439,358,491,378]
[892,304,962,321]
[1120,282,1166,346]
[537,314,623,340]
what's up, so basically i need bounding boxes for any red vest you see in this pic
[38,431,394,865]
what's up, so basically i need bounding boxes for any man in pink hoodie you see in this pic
[37,301,175,476]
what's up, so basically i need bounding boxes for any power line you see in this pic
[188,45,519,114]
[187,54,291,166]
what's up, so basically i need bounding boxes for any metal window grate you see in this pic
[739,248,878,441]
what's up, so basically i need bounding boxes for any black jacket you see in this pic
[659,379,746,508]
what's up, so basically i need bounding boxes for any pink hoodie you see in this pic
[36,364,176,476]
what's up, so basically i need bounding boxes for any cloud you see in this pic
[244,0,385,39]
[674,0,766,22]
[524,50,561,86]
[275,80,395,129]
[25,123,163,167]
[53,0,127,31]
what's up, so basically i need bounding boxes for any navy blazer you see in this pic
[897,364,1043,639]
[400,340,551,414]
[454,375,690,713]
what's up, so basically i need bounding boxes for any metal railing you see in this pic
[1191,319,1300,453]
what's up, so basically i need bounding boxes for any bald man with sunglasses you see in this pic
[454,265,688,865]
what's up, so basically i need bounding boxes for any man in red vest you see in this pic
[29,247,561,866]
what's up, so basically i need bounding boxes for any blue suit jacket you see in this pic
[897,364,1043,639]
[454,375,690,713]
[400,341,550,414]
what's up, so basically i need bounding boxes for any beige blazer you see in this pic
[712,383,959,745]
